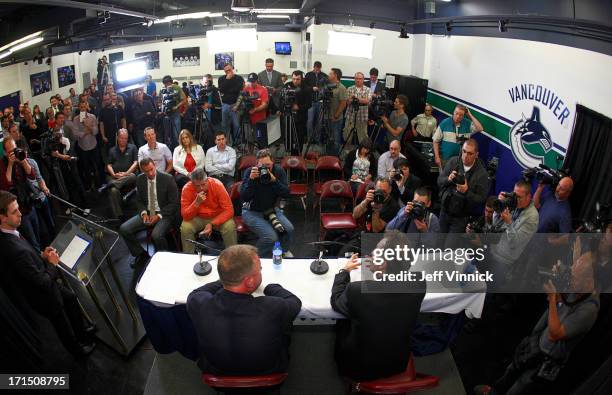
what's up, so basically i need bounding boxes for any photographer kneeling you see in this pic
[240,149,294,257]
[353,177,399,233]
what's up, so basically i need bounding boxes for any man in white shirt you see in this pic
[138,127,173,173]
[377,140,406,178]
[205,131,236,191]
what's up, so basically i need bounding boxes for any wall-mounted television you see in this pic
[275,42,292,55]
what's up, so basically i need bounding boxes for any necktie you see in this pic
[148,179,157,215]
[268,72,272,83]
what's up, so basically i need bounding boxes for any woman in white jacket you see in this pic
[173,129,205,191]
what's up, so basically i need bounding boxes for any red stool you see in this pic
[202,372,288,391]
[353,355,439,394]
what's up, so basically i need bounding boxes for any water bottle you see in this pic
[272,241,283,266]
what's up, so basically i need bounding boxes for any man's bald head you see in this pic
[389,140,401,158]
[555,177,574,201]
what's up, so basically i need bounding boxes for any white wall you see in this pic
[412,34,612,150]
[307,23,413,78]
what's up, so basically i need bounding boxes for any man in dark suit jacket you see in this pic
[365,67,385,96]
[187,244,301,375]
[0,191,95,357]
[258,58,284,113]
[118,157,178,266]
[330,230,426,381]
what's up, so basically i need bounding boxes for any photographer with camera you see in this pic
[1,137,40,251]
[241,73,269,125]
[377,140,406,179]
[353,176,399,233]
[327,68,348,152]
[159,75,187,150]
[485,180,539,287]
[389,157,422,205]
[240,149,293,257]
[433,104,483,169]
[282,70,312,154]
[343,72,371,147]
[218,63,245,146]
[466,196,497,235]
[387,187,440,245]
[437,139,489,235]
[97,55,111,90]
[305,61,328,143]
[380,94,409,145]
[474,239,599,395]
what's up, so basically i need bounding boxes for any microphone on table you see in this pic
[185,239,222,276]
[307,241,362,275]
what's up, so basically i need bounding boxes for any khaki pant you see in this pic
[180,217,237,253]
[343,117,368,145]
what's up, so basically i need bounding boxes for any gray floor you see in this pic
[144,326,465,395]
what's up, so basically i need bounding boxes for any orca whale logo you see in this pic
[509,106,553,168]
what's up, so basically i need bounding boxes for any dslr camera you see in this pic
[350,97,360,111]
[407,201,427,221]
[452,172,466,185]
[258,165,272,184]
[372,189,386,204]
[492,192,518,213]
[13,148,27,161]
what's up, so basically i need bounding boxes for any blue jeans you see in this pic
[20,209,41,252]
[221,103,240,144]
[242,208,294,257]
[307,102,321,143]
[330,118,344,152]
[163,112,181,151]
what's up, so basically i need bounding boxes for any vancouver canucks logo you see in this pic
[509,107,553,168]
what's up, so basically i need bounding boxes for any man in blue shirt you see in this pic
[534,177,573,238]
[386,186,440,246]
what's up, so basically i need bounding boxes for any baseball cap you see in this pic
[247,72,258,82]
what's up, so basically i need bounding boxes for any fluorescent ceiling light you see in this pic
[256,14,290,19]
[207,28,257,53]
[0,50,11,60]
[115,59,147,82]
[327,31,375,59]
[252,8,300,14]
[231,0,254,12]
[9,36,44,52]
[154,12,223,24]
[0,31,43,52]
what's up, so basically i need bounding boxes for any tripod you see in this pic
[303,99,332,156]
[237,108,257,156]
[369,117,386,149]
[281,108,300,155]
[193,105,216,148]
[339,104,361,155]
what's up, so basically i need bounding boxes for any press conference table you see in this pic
[135,252,486,359]
[136,252,486,318]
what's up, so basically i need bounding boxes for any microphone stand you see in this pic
[49,192,118,224]
[186,239,221,276]
[310,248,329,275]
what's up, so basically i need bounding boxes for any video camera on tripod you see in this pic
[371,91,394,118]
[234,91,260,116]
[196,82,217,107]
[279,86,299,112]
[160,86,179,114]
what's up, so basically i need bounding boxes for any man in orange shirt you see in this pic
[180,168,237,253]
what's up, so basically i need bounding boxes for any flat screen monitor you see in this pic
[275,42,291,55]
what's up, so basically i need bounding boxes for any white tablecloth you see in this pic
[136,252,486,319]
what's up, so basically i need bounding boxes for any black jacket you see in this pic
[437,156,489,217]
[186,280,301,374]
[0,231,62,313]
[330,271,426,381]
[135,171,179,222]
[240,164,290,212]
